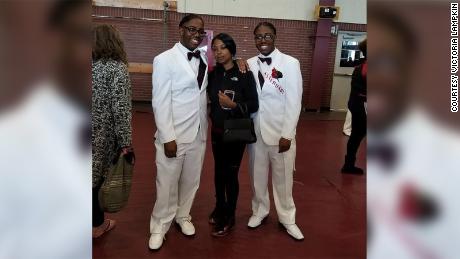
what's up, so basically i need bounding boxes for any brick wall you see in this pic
[92,6,366,108]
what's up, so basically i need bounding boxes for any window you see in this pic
[339,38,364,67]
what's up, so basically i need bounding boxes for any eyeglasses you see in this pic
[182,26,207,37]
[254,34,275,41]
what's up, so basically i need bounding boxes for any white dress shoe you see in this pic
[175,218,196,236]
[247,215,267,229]
[149,233,165,250]
[282,223,304,240]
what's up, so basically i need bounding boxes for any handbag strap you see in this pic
[236,103,249,117]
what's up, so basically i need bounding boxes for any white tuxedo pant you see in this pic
[248,128,297,225]
[150,134,206,234]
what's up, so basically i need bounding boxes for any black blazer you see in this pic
[208,62,259,130]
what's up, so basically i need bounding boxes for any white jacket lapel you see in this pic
[263,49,284,89]
[199,50,208,91]
[270,49,284,75]
[256,59,267,93]
[172,43,196,80]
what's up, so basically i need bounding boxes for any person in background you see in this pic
[92,24,133,238]
[341,39,367,175]
[246,22,304,240]
[207,33,258,237]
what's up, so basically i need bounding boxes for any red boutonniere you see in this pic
[271,68,283,80]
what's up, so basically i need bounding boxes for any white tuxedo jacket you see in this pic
[248,49,303,145]
[152,43,208,144]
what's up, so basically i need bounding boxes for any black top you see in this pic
[208,61,259,130]
[348,61,367,107]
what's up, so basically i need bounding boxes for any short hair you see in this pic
[92,24,128,65]
[253,21,277,35]
[179,13,204,27]
[359,39,367,57]
[368,6,417,58]
[48,0,88,28]
[211,33,237,57]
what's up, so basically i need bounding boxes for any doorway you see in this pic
[329,31,367,111]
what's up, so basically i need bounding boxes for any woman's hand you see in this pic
[120,146,135,164]
[120,146,132,155]
[218,91,237,109]
[235,58,249,73]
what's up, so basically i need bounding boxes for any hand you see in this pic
[120,146,135,164]
[164,140,177,158]
[120,146,133,156]
[218,91,237,109]
[235,58,249,73]
[278,138,291,153]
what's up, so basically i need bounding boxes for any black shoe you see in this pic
[341,165,364,175]
[212,224,228,237]
[227,216,235,228]
[209,209,217,225]
[211,218,231,237]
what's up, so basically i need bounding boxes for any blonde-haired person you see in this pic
[92,24,133,238]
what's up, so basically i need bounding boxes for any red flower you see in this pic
[398,183,439,222]
[271,68,283,79]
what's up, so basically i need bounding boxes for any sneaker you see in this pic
[148,233,165,250]
[280,223,304,241]
[247,215,267,229]
[175,218,195,236]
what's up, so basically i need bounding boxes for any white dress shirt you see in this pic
[177,42,200,77]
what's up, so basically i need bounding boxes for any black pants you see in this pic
[345,102,367,167]
[211,131,246,223]
[93,181,105,227]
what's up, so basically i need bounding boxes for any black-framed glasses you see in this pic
[182,26,207,37]
[254,34,275,41]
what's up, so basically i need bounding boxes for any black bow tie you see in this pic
[187,50,201,61]
[258,57,272,65]
[368,142,398,169]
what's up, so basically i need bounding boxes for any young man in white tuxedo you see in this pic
[246,22,304,240]
[149,14,209,250]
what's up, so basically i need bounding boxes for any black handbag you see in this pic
[222,104,257,144]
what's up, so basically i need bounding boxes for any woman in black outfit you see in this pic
[208,33,259,236]
[341,39,367,174]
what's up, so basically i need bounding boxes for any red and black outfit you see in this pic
[343,59,367,173]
